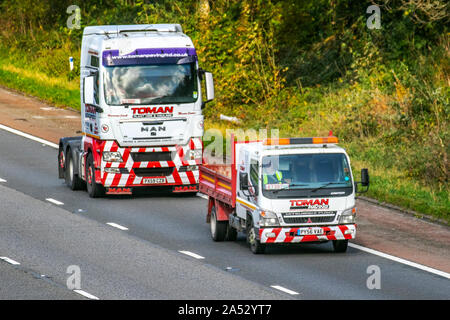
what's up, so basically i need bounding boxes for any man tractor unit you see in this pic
[200,135,369,254]
[58,24,214,197]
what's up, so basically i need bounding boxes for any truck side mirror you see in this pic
[355,168,370,194]
[201,71,214,109]
[239,172,249,190]
[205,72,214,101]
[361,168,369,187]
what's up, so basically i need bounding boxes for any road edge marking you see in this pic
[0,124,59,149]
[348,242,450,279]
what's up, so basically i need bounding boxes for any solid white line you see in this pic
[106,222,129,231]
[0,256,21,265]
[0,178,6,183]
[0,124,58,149]
[46,198,64,206]
[178,250,205,260]
[348,243,450,279]
[270,285,299,295]
[73,289,100,300]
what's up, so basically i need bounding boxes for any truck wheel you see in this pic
[225,224,238,241]
[246,217,265,254]
[65,149,84,190]
[86,153,104,198]
[333,239,348,253]
[210,206,227,241]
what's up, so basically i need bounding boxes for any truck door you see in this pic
[236,157,259,220]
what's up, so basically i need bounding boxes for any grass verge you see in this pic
[0,60,79,110]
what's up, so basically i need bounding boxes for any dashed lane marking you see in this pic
[106,222,129,231]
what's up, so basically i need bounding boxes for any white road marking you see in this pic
[0,257,21,265]
[73,289,100,300]
[106,222,129,231]
[0,124,58,149]
[178,250,205,260]
[0,256,99,300]
[0,178,6,183]
[40,107,54,111]
[46,198,64,206]
[348,243,450,279]
[64,115,79,119]
[270,285,299,295]
[196,193,208,200]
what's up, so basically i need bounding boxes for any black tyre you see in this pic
[65,149,85,190]
[86,153,104,198]
[210,206,227,241]
[225,223,238,241]
[246,217,265,254]
[333,239,348,253]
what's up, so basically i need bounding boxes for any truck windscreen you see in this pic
[103,63,198,105]
[261,153,353,198]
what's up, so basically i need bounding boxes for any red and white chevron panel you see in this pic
[259,224,356,244]
[99,138,202,187]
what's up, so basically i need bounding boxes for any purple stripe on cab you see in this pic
[102,47,197,66]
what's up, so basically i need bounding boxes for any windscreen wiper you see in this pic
[311,182,345,193]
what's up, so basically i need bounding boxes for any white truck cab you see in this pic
[234,137,369,253]
[59,24,214,197]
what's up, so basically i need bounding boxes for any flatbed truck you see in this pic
[199,135,369,253]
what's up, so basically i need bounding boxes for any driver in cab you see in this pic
[262,159,284,185]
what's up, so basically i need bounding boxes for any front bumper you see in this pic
[100,168,199,187]
[259,224,356,244]
[98,140,202,187]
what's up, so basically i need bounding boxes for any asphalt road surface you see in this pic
[0,128,449,299]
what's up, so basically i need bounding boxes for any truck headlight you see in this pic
[102,151,123,162]
[259,210,280,227]
[339,207,356,224]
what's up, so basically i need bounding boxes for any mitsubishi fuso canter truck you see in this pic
[200,135,369,254]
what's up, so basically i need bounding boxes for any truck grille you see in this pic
[133,167,174,177]
[131,152,173,162]
[282,211,336,224]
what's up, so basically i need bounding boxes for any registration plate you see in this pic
[142,177,166,184]
[297,227,323,236]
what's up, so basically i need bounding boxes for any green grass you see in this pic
[349,156,449,222]
[0,64,79,110]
